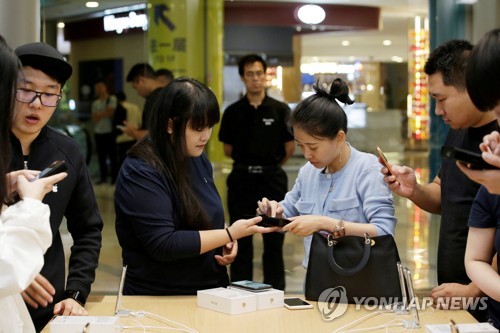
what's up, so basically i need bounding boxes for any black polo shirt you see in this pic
[218,95,294,166]
[438,119,499,284]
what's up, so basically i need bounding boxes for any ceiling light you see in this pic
[341,40,350,46]
[383,40,392,46]
[57,22,65,28]
[296,4,326,25]
[392,56,404,63]
[86,2,99,8]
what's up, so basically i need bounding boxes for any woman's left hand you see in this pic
[215,240,238,266]
[282,215,324,237]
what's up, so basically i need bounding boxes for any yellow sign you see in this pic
[148,0,203,80]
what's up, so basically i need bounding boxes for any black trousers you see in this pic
[227,167,288,290]
[94,132,118,182]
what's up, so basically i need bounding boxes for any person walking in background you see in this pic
[0,35,68,333]
[91,79,117,184]
[113,91,141,169]
[218,54,295,290]
[12,42,103,332]
[115,78,276,295]
[122,63,163,140]
[258,78,397,269]
[155,68,174,88]
[379,39,498,321]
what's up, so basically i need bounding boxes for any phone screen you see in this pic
[284,298,311,307]
[230,280,272,291]
[258,214,291,228]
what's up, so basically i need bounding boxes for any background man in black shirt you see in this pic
[219,54,295,290]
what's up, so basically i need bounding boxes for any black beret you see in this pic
[15,42,72,85]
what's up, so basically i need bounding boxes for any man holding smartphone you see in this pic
[11,42,103,331]
[380,40,498,321]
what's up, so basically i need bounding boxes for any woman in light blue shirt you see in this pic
[259,78,397,268]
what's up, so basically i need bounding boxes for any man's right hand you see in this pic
[380,162,418,199]
[22,274,56,309]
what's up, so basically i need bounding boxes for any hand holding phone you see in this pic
[376,146,396,177]
[441,146,498,170]
[258,214,291,228]
[284,298,313,310]
[31,160,67,181]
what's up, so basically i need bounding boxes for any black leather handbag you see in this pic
[305,232,402,303]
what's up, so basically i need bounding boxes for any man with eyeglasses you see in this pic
[218,54,295,290]
[11,42,103,332]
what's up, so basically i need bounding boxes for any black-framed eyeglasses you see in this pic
[15,88,62,107]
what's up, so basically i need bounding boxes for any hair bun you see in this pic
[329,78,354,105]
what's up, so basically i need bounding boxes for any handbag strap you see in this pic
[327,234,371,276]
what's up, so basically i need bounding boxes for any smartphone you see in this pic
[229,280,272,292]
[258,214,291,228]
[284,298,313,310]
[441,146,498,170]
[376,146,396,177]
[31,160,67,182]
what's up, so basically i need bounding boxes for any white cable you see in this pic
[143,310,198,333]
[331,311,385,333]
[115,307,198,333]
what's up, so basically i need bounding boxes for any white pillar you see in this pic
[0,0,40,48]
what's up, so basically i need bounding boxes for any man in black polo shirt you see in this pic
[122,63,164,140]
[219,54,295,290]
[381,40,498,321]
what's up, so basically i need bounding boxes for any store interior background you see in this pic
[1,0,500,297]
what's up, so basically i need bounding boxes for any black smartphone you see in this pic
[258,214,291,228]
[441,146,498,170]
[284,297,313,310]
[229,280,272,292]
[31,160,67,181]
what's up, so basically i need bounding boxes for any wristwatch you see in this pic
[64,290,86,306]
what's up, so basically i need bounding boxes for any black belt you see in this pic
[233,164,280,174]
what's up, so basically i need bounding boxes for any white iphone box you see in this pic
[227,286,284,310]
[197,287,257,315]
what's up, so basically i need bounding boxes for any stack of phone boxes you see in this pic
[197,281,284,315]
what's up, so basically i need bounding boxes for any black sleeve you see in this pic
[64,152,103,300]
[218,106,234,144]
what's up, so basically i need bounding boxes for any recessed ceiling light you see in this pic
[383,40,392,46]
[86,2,99,8]
[57,22,65,28]
[297,4,326,25]
[391,56,404,63]
[341,40,350,46]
